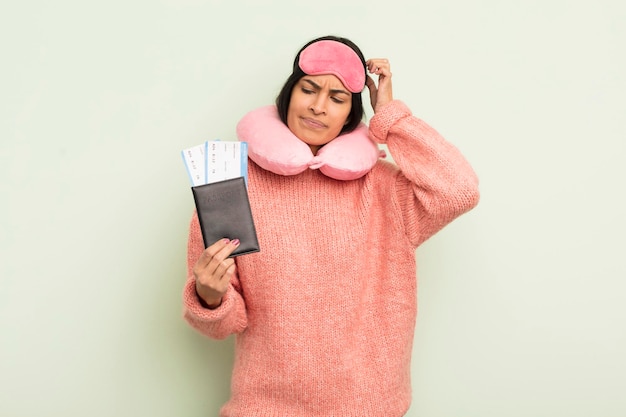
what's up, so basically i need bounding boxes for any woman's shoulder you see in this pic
[362,158,403,193]
[369,157,401,178]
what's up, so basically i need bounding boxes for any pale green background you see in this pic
[1,0,625,416]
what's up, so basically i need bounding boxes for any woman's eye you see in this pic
[301,88,314,94]
[331,96,345,104]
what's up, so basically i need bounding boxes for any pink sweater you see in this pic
[182,101,479,416]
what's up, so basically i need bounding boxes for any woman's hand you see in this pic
[365,58,393,113]
[193,238,241,308]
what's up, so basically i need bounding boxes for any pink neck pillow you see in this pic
[236,105,384,181]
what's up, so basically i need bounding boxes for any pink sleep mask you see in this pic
[298,40,366,93]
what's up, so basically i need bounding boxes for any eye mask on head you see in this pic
[236,106,384,181]
[298,40,366,93]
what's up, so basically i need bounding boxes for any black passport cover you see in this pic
[191,177,260,257]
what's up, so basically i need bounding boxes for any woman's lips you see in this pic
[301,117,326,129]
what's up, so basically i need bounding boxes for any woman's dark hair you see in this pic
[275,35,366,135]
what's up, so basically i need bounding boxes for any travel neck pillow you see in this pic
[236,105,384,181]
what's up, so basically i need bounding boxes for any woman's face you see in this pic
[287,74,352,155]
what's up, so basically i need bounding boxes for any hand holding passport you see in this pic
[182,141,260,257]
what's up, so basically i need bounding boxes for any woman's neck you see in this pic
[308,144,322,155]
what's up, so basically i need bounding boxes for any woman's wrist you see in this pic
[196,288,223,309]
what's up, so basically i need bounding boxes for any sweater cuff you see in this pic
[368,100,412,144]
[183,276,235,322]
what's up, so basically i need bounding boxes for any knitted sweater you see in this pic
[182,100,480,416]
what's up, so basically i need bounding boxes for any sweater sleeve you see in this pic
[181,211,248,340]
[369,100,480,247]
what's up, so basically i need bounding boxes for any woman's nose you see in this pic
[309,96,326,115]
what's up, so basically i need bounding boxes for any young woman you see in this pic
[182,35,480,416]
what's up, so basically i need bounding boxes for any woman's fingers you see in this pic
[195,238,229,269]
[365,58,393,112]
[194,238,241,307]
[194,238,240,279]
[212,256,236,280]
[366,58,390,76]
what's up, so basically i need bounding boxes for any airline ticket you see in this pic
[182,140,248,186]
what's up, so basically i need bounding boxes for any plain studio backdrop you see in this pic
[1,0,624,416]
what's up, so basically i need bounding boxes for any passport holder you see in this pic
[191,176,260,257]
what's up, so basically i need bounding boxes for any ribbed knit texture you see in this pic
[182,101,480,416]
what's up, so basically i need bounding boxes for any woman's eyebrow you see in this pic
[302,79,350,96]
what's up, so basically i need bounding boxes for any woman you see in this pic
[182,35,479,416]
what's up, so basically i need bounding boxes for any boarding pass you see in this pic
[182,140,248,186]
